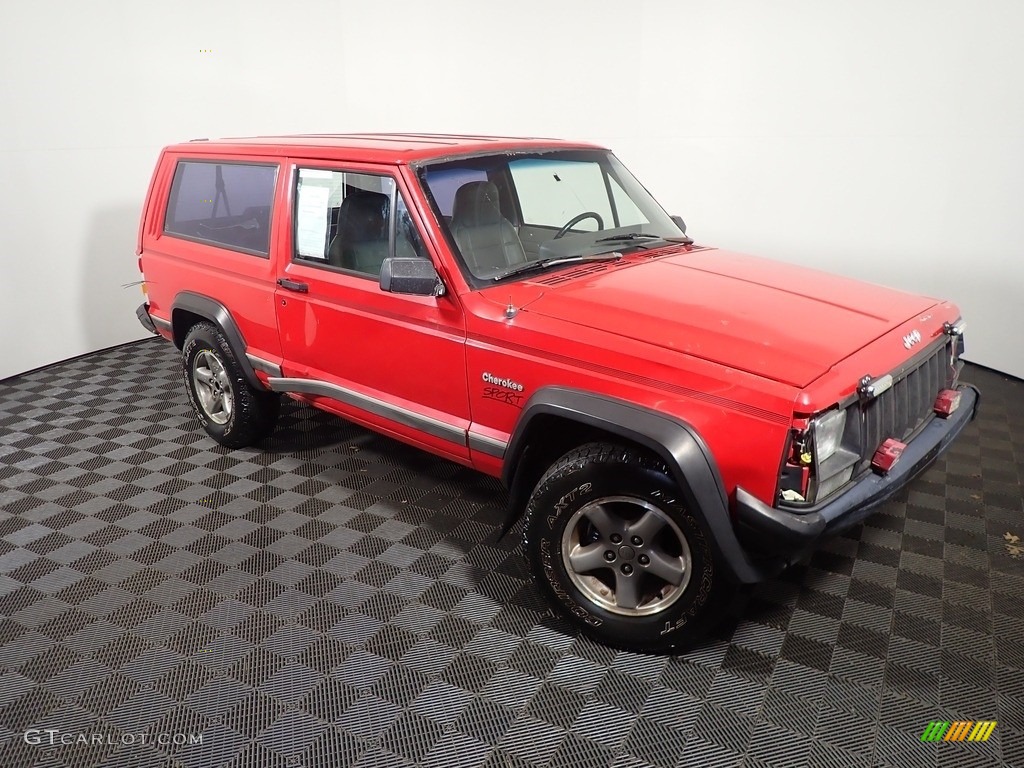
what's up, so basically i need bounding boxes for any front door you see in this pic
[273,161,470,462]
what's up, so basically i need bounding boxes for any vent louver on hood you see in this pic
[534,262,616,285]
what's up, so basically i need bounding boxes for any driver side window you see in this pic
[294,168,394,278]
[293,169,429,278]
[509,159,613,231]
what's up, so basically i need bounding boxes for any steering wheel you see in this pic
[553,211,605,239]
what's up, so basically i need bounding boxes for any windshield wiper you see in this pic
[490,252,623,282]
[594,233,694,245]
[594,233,663,243]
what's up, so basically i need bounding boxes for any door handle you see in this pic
[277,278,309,293]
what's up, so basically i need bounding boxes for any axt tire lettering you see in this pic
[546,482,592,530]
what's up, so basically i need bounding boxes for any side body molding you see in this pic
[171,292,269,391]
[502,387,764,583]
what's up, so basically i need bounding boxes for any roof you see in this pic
[166,133,606,164]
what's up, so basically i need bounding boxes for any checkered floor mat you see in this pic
[1,339,1021,768]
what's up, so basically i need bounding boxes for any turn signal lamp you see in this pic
[871,438,907,474]
[934,389,961,417]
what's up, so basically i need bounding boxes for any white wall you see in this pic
[1,0,1021,381]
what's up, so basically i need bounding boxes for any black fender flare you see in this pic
[503,386,764,583]
[171,292,268,391]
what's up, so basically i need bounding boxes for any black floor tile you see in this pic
[1,343,1022,767]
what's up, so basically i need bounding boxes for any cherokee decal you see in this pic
[481,372,524,391]
[481,372,525,407]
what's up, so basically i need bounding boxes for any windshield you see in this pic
[418,150,685,285]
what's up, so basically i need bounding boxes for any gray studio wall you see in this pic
[1,0,1021,382]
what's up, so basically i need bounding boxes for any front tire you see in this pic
[182,322,280,448]
[523,442,728,652]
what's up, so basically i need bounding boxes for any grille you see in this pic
[860,341,951,459]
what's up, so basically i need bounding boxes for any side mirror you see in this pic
[379,257,445,297]
[670,215,687,235]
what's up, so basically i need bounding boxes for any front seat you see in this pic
[449,181,527,274]
[328,190,390,274]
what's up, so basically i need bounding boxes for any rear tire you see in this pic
[182,322,279,448]
[523,442,730,652]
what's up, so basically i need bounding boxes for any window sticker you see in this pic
[300,169,334,180]
[296,184,330,259]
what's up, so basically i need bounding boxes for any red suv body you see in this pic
[136,134,977,651]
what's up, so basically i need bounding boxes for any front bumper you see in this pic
[734,383,979,560]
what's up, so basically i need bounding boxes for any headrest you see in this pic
[451,181,502,226]
[339,190,389,240]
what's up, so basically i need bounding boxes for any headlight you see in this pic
[779,406,859,506]
[813,409,846,462]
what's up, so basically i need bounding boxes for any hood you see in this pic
[514,248,938,388]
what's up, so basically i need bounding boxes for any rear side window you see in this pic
[164,160,278,255]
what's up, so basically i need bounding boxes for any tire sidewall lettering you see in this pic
[546,481,593,530]
[539,538,602,626]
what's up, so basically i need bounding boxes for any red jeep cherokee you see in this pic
[136,134,977,651]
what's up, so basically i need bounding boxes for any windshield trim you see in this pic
[408,144,605,171]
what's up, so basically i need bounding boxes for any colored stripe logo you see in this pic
[920,721,997,742]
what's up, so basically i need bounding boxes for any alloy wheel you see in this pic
[560,495,692,616]
[192,350,234,425]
